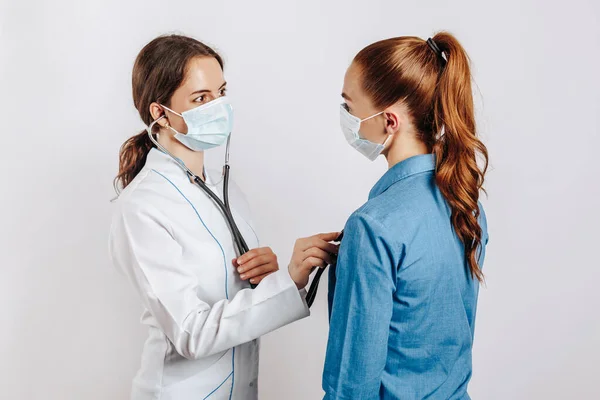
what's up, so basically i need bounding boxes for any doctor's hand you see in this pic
[288,232,340,290]
[234,247,279,285]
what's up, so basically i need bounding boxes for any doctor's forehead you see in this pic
[182,56,225,91]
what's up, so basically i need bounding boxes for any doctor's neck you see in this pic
[157,130,206,180]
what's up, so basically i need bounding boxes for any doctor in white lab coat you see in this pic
[109,34,338,400]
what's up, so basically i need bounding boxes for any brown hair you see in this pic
[114,35,223,190]
[354,32,488,281]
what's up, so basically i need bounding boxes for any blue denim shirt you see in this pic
[323,154,488,400]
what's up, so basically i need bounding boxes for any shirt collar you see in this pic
[145,148,214,185]
[369,154,436,199]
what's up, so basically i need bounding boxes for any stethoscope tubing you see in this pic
[147,120,257,289]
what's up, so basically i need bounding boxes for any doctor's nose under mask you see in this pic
[340,103,391,161]
[159,96,234,151]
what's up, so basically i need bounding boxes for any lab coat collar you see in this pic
[369,154,436,199]
[145,148,215,185]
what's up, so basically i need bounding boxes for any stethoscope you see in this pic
[147,117,257,289]
[146,117,342,300]
[305,230,344,308]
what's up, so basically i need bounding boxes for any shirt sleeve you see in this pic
[109,202,309,360]
[322,212,396,400]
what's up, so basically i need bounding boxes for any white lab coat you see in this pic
[109,148,310,400]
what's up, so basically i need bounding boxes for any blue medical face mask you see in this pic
[160,96,234,151]
[340,103,390,161]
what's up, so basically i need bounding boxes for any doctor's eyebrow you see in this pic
[189,82,227,96]
[341,92,352,101]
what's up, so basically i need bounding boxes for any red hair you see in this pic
[354,32,488,281]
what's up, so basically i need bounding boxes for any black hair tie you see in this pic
[427,38,447,66]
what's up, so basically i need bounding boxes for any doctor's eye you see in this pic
[342,103,350,112]
[219,88,227,96]
[194,95,206,103]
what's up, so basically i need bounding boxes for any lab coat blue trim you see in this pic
[229,347,235,400]
[202,370,234,400]
[151,170,236,397]
[151,169,230,299]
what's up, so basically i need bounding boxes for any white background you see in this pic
[1,0,599,399]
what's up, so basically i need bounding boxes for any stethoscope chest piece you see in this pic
[306,230,344,308]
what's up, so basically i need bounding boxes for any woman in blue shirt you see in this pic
[323,32,489,400]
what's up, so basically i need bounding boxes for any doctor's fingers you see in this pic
[237,247,273,265]
[301,256,328,271]
[240,263,278,280]
[302,247,334,266]
[317,232,342,242]
[237,254,278,274]
[249,272,271,285]
[296,236,340,254]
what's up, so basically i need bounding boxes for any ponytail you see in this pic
[353,32,488,281]
[431,32,488,281]
[114,130,154,192]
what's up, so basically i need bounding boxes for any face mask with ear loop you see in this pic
[306,105,393,306]
[160,96,233,151]
[147,98,257,289]
[340,103,392,161]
